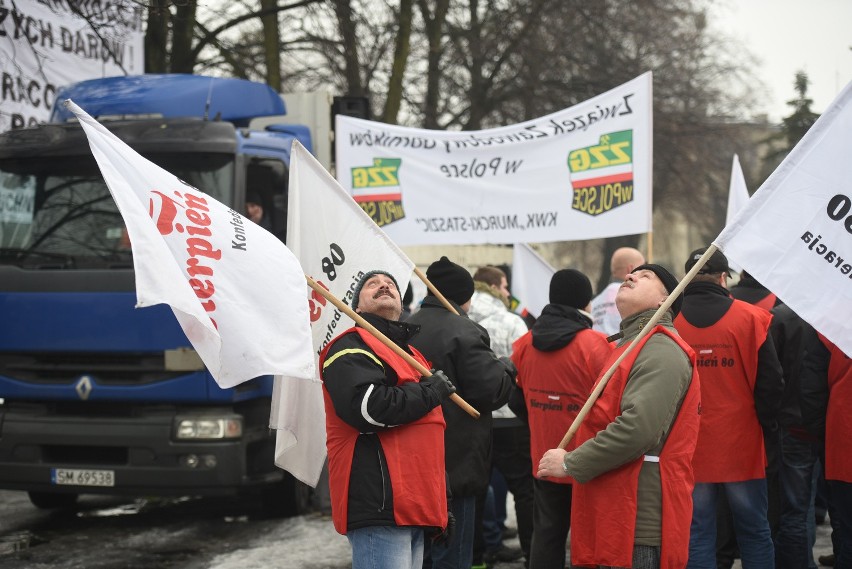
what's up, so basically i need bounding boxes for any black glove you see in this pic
[499,355,518,381]
[431,511,456,546]
[422,369,457,400]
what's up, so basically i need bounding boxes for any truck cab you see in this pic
[0,74,328,515]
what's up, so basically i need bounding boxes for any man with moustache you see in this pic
[320,270,457,569]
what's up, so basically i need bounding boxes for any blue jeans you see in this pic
[775,430,819,569]
[347,525,424,569]
[430,494,476,569]
[482,484,503,551]
[688,479,774,569]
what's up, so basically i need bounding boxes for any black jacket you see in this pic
[321,313,446,530]
[770,303,820,434]
[730,274,780,308]
[407,296,515,497]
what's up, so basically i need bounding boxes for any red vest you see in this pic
[570,327,700,569]
[320,327,447,535]
[512,328,613,484]
[821,336,852,482]
[675,300,771,482]
[753,292,778,311]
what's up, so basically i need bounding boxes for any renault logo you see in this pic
[75,376,93,400]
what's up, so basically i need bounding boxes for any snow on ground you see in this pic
[206,512,351,569]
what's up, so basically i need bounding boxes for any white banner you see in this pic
[67,100,316,388]
[0,0,144,132]
[272,141,415,486]
[714,79,852,358]
[511,243,556,319]
[335,73,653,245]
[725,154,750,273]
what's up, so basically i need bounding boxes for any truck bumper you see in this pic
[0,403,279,496]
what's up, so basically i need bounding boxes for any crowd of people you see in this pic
[315,245,851,569]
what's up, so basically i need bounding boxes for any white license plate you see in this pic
[51,468,115,487]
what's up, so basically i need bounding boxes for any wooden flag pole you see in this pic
[647,231,654,263]
[306,275,480,419]
[556,245,717,449]
[414,267,460,315]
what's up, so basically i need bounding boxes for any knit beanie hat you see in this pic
[631,263,683,316]
[351,270,400,312]
[425,256,474,305]
[549,269,593,309]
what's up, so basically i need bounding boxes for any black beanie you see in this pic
[549,269,593,309]
[351,270,400,312]
[631,263,683,317]
[425,256,474,305]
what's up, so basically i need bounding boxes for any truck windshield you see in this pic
[0,153,234,269]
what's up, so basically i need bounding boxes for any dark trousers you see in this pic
[529,478,572,569]
[775,430,819,569]
[490,424,535,559]
[828,480,852,568]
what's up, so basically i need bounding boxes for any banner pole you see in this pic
[414,267,460,315]
[306,275,480,419]
[556,245,716,449]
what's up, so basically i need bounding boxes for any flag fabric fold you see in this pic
[67,100,316,388]
[272,141,415,486]
[713,79,852,357]
[511,243,556,319]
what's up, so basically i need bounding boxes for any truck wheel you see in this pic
[259,473,312,518]
[28,491,78,509]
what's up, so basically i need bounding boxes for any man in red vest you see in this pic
[538,263,700,569]
[320,270,457,569]
[674,247,783,569]
[801,335,852,567]
[512,268,613,569]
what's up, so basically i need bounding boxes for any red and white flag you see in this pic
[714,79,852,357]
[511,243,555,319]
[272,141,415,486]
[66,100,315,388]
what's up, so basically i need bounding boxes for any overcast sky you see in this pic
[710,0,852,122]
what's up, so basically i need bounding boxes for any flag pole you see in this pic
[414,267,460,315]
[305,275,480,419]
[556,244,716,449]
[647,231,654,262]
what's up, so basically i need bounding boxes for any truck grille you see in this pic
[0,352,183,385]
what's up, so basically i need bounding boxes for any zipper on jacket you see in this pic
[376,446,387,512]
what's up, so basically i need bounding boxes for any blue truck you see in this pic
[0,74,333,515]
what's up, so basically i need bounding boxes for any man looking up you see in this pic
[538,264,699,569]
[320,270,457,569]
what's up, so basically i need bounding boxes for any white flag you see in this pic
[725,155,751,273]
[66,101,315,388]
[511,243,556,319]
[272,141,415,486]
[714,79,852,357]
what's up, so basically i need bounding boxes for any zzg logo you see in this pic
[350,158,405,227]
[567,130,634,217]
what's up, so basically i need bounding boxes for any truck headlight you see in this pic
[175,417,243,440]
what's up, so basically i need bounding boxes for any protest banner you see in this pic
[336,73,653,245]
